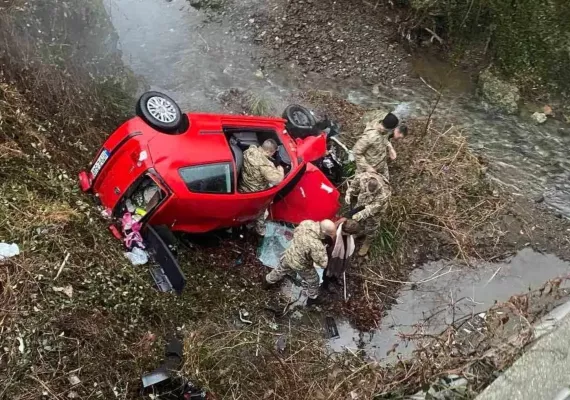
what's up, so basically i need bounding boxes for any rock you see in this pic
[531,112,547,124]
[534,194,545,204]
[478,69,520,114]
[253,69,264,79]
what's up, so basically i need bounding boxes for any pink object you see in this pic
[121,213,145,249]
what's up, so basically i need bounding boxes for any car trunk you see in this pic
[92,137,152,211]
[113,174,169,222]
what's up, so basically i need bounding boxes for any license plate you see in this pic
[90,149,110,178]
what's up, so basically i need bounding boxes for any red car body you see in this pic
[79,112,341,233]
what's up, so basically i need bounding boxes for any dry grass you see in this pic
[179,279,569,400]
[182,321,380,400]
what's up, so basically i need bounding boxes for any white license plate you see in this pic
[90,149,110,178]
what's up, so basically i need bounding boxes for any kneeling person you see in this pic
[264,220,336,306]
[239,139,285,235]
[345,172,391,256]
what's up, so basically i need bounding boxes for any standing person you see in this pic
[263,219,336,306]
[322,219,361,291]
[238,139,285,235]
[345,171,391,256]
[352,113,406,181]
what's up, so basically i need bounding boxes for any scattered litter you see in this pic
[100,208,112,219]
[53,285,74,298]
[67,391,79,399]
[291,310,303,320]
[124,247,149,266]
[275,335,287,352]
[17,337,24,354]
[268,322,278,330]
[239,309,252,324]
[68,375,81,386]
[54,252,70,280]
[325,316,340,339]
[0,242,20,260]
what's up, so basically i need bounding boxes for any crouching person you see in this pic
[345,171,391,256]
[263,219,336,306]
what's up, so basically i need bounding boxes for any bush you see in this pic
[405,0,570,96]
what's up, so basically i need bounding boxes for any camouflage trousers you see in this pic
[362,216,380,240]
[266,261,320,299]
[254,209,269,236]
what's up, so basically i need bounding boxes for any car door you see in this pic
[270,162,341,224]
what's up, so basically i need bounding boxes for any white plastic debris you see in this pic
[53,285,74,298]
[17,337,25,354]
[124,247,149,266]
[69,375,81,386]
[0,242,20,260]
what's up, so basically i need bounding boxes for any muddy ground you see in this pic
[249,0,413,85]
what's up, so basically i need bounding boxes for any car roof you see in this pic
[149,113,286,178]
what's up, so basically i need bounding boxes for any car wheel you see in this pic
[136,91,183,133]
[282,104,318,139]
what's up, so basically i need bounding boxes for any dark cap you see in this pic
[382,113,399,130]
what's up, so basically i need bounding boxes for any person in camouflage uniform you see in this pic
[352,113,406,181]
[264,219,336,306]
[345,171,391,256]
[238,139,284,235]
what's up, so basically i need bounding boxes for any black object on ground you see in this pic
[325,316,340,339]
[143,225,186,294]
[142,337,208,399]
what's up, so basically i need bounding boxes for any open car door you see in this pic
[269,163,340,224]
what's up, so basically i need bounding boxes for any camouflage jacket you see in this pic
[239,146,284,193]
[352,124,391,178]
[348,172,391,222]
[283,220,328,271]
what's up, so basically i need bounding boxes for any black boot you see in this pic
[306,297,322,307]
[261,278,275,290]
[322,273,331,292]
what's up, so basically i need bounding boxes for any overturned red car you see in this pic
[79,92,342,236]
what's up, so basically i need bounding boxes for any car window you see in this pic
[179,163,233,194]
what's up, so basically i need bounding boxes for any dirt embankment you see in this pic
[250,0,413,85]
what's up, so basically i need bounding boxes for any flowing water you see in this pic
[328,248,570,363]
[101,0,570,360]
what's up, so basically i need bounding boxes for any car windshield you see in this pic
[179,163,233,194]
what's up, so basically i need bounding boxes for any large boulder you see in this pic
[478,69,520,115]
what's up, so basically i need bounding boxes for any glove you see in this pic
[344,191,352,205]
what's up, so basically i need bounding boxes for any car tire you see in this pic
[136,91,183,134]
[282,104,319,139]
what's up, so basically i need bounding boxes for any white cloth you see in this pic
[331,223,355,260]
